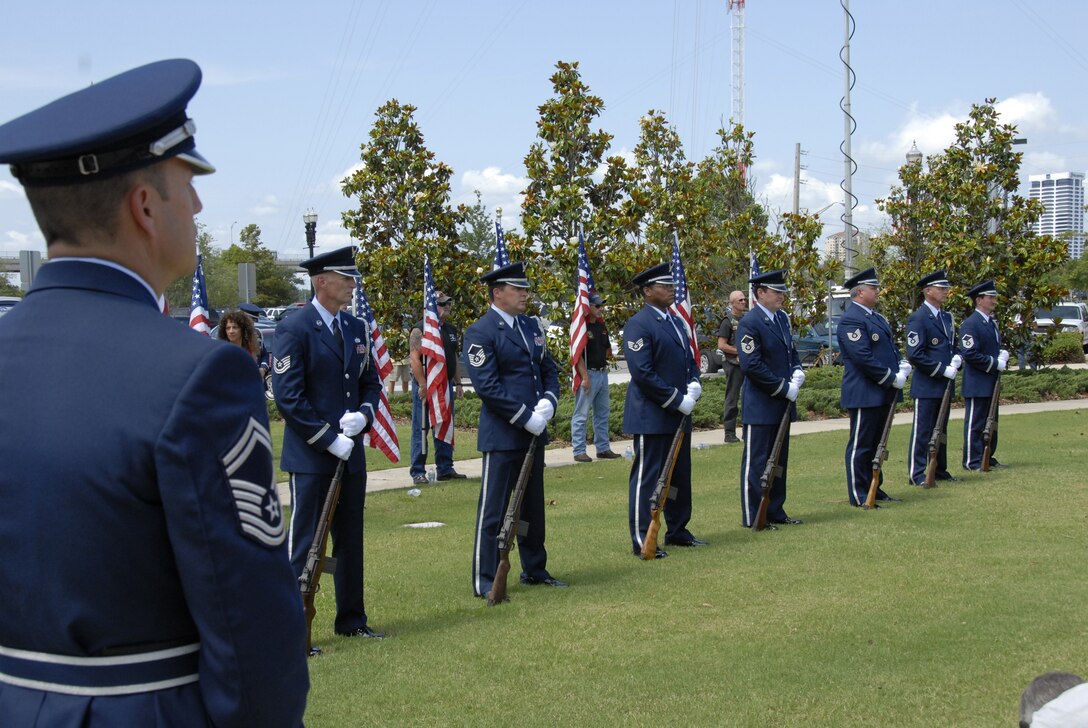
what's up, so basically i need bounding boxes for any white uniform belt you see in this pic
[0,642,200,696]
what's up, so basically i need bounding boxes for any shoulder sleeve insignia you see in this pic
[906,331,919,348]
[272,355,292,374]
[961,334,974,349]
[740,333,755,355]
[627,338,645,352]
[467,343,486,367]
[222,417,284,547]
[871,332,880,341]
[847,328,862,342]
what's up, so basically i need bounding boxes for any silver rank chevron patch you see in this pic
[467,343,486,367]
[627,338,645,352]
[961,334,975,349]
[222,417,285,547]
[847,328,862,342]
[272,355,291,374]
[906,331,920,348]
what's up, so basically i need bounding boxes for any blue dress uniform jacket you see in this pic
[837,301,904,505]
[959,311,1002,469]
[464,308,560,596]
[621,305,701,551]
[0,261,308,727]
[273,301,383,634]
[905,303,958,483]
[737,306,802,526]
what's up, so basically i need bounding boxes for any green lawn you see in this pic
[299,409,1088,727]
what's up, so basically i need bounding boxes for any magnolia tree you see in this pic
[872,99,1066,358]
[340,99,481,360]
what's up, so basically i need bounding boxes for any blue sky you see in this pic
[3,0,1087,262]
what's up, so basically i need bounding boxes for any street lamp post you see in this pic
[303,210,318,297]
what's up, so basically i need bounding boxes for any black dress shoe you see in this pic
[769,517,803,525]
[665,536,710,547]
[337,626,386,640]
[989,459,1006,468]
[633,547,668,559]
[876,492,901,502]
[308,645,323,657]
[437,470,468,481]
[935,472,958,482]
[519,575,569,587]
[596,450,622,459]
[723,433,742,444]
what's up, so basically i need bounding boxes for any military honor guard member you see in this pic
[0,60,309,725]
[959,280,1009,470]
[463,262,566,597]
[836,268,912,506]
[273,245,386,643]
[622,264,705,557]
[737,269,805,527]
[905,270,963,484]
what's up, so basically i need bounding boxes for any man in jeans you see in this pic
[717,290,748,443]
[409,290,466,484]
[572,293,621,462]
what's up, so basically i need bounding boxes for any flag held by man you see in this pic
[353,279,401,463]
[422,257,454,445]
[569,226,596,394]
[188,254,211,335]
[669,231,699,363]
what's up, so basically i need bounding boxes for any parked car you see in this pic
[795,322,841,368]
[1034,302,1088,352]
[0,296,20,318]
[274,302,306,321]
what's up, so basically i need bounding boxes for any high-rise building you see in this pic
[824,230,869,263]
[1029,172,1084,260]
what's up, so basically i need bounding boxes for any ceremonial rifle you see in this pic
[487,437,538,606]
[981,374,1002,472]
[754,408,792,531]
[639,416,688,560]
[865,400,898,509]
[924,380,954,489]
[299,459,346,656]
[420,355,429,458]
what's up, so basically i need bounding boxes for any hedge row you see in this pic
[268,365,1088,444]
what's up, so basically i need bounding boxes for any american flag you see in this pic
[422,257,454,444]
[748,249,760,305]
[353,279,401,463]
[493,220,510,270]
[188,254,211,335]
[569,226,594,394]
[668,231,699,364]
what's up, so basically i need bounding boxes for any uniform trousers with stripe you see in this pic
[908,396,951,484]
[962,395,998,470]
[472,446,549,597]
[845,405,890,506]
[288,469,368,633]
[740,423,792,526]
[628,433,693,552]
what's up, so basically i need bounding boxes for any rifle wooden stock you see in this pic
[924,380,954,489]
[865,400,898,509]
[754,408,792,531]
[487,438,538,606]
[981,374,1002,472]
[640,417,688,560]
[299,459,346,655]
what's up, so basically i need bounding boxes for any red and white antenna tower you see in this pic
[728,0,745,126]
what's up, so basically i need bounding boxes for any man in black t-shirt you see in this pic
[716,290,748,443]
[409,290,466,483]
[572,293,621,462]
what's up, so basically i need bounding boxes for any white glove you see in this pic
[327,434,354,461]
[339,410,368,437]
[942,364,958,379]
[898,360,913,376]
[686,380,703,402]
[996,358,1007,372]
[524,412,547,436]
[786,382,800,401]
[533,398,555,422]
[791,367,806,387]
[950,354,963,369]
[893,371,907,389]
[998,349,1010,368]
[677,395,696,415]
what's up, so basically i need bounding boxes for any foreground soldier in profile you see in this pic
[0,60,308,725]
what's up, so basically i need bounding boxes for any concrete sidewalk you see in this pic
[277,398,1086,504]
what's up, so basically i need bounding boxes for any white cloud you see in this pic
[0,229,42,255]
[458,166,527,229]
[995,92,1055,131]
[250,195,279,217]
[332,162,365,192]
[0,180,24,199]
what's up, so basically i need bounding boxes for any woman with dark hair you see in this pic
[218,310,270,382]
